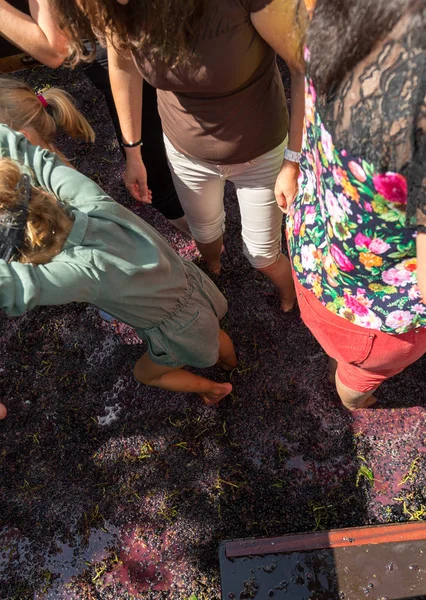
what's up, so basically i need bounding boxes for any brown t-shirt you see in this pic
[133,0,289,164]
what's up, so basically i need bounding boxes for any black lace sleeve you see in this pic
[405,85,426,231]
[316,6,426,231]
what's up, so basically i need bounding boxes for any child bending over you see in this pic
[0,76,95,164]
[0,125,237,419]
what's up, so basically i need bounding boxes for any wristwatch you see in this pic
[284,148,301,164]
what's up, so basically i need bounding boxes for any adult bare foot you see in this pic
[200,382,232,406]
[280,290,297,312]
[343,394,378,411]
[361,395,378,408]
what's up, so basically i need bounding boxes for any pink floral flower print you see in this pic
[343,293,370,316]
[337,193,352,214]
[373,172,408,204]
[305,205,316,225]
[305,83,316,125]
[304,169,316,196]
[355,233,371,248]
[320,124,335,163]
[354,235,390,255]
[368,238,391,254]
[348,161,367,182]
[332,166,346,186]
[315,147,323,190]
[385,310,414,331]
[413,304,426,314]
[325,189,345,220]
[357,311,383,330]
[330,244,355,272]
[382,267,412,287]
[293,210,302,235]
[408,285,422,300]
[301,243,318,271]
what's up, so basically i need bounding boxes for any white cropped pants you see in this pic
[164,136,287,269]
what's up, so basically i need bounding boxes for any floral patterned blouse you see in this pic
[287,41,426,335]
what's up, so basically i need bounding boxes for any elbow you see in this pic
[42,37,70,68]
[44,54,65,68]
[289,63,305,78]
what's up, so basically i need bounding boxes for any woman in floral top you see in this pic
[286,0,426,410]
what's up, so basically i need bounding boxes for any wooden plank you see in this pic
[225,522,426,558]
[0,53,40,74]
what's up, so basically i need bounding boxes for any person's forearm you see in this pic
[250,0,306,155]
[287,70,305,153]
[107,42,144,162]
[0,0,68,67]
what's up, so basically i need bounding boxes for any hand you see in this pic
[274,159,300,214]
[123,151,152,203]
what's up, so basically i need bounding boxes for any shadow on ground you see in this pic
[0,64,425,600]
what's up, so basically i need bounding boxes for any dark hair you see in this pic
[306,0,421,94]
[50,0,205,67]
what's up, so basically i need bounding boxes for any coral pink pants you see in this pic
[294,277,426,393]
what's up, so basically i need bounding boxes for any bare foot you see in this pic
[200,382,232,406]
[344,395,378,411]
[280,290,297,312]
[362,395,378,408]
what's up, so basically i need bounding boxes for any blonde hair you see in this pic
[0,76,95,146]
[0,158,73,264]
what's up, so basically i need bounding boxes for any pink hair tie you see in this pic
[36,93,48,109]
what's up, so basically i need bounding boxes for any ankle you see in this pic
[207,261,221,275]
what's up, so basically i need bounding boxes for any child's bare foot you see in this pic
[0,402,8,419]
[200,382,232,406]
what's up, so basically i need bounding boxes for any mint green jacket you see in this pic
[0,125,189,329]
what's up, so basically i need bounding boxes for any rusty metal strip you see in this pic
[225,522,426,558]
